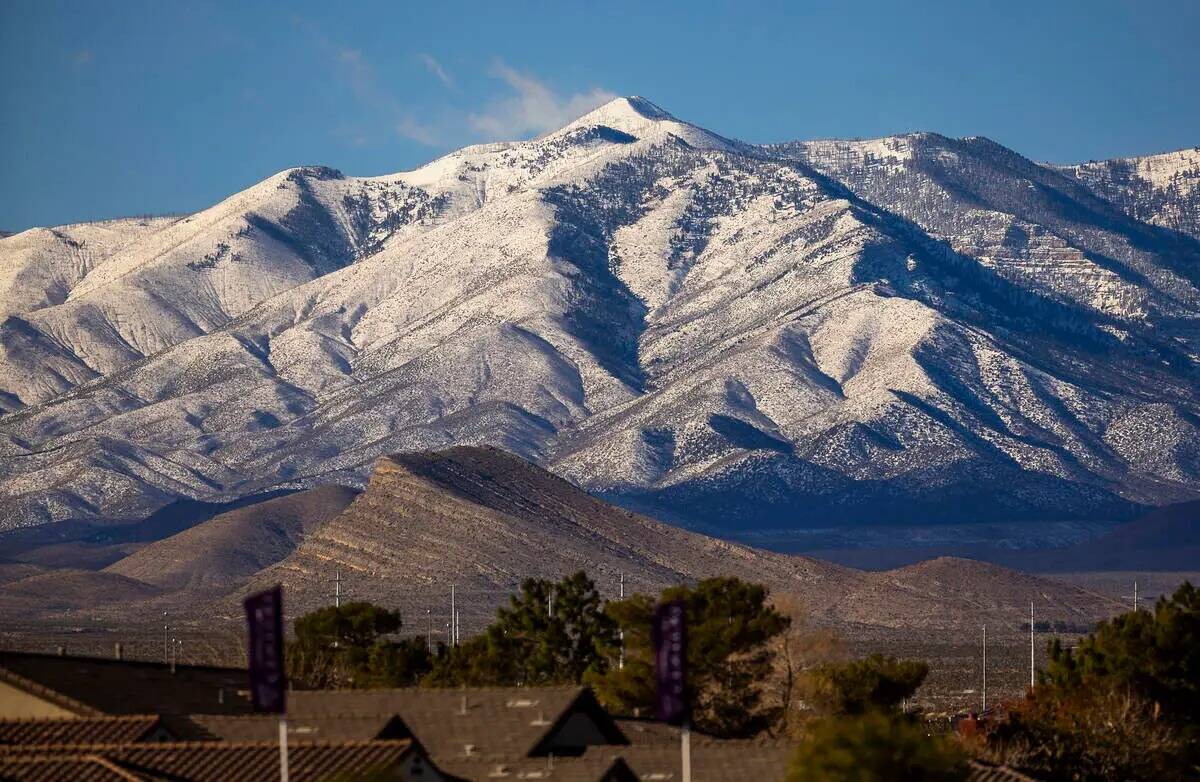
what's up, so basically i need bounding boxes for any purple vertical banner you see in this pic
[652,599,688,726]
[244,585,286,714]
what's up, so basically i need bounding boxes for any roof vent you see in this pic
[530,709,550,727]
[487,765,511,778]
[464,743,476,757]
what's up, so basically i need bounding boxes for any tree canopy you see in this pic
[984,581,1200,780]
[805,654,929,716]
[587,576,790,738]
[1040,580,1200,724]
[788,710,967,782]
[426,572,617,687]
[288,602,434,688]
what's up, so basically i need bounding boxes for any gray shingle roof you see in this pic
[287,686,626,762]
[0,652,252,716]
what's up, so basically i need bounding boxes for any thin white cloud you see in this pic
[395,117,442,147]
[294,18,443,147]
[419,53,454,88]
[331,47,441,145]
[468,62,616,140]
[291,20,613,150]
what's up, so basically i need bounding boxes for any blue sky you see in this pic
[2,0,1197,231]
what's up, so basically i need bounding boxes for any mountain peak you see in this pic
[549,95,685,139]
[551,95,730,150]
[570,95,677,129]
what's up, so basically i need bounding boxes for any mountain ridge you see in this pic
[1,97,1197,540]
[0,446,1123,639]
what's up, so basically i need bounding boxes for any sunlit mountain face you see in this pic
[1,98,1197,540]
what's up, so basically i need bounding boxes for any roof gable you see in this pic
[287,686,627,762]
[529,688,628,757]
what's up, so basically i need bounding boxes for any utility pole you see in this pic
[426,609,432,653]
[981,624,987,712]
[1030,600,1035,690]
[331,570,344,649]
[618,573,625,670]
[163,611,169,665]
[451,586,456,647]
[1134,580,1138,613]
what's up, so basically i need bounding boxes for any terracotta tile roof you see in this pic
[0,753,146,781]
[0,652,253,716]
[0,716,164,746]
[0,740,430,782]
[287,686,626,762]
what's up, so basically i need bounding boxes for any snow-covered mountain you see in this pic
[1,97,1197,536]
[1056,147,1200,242]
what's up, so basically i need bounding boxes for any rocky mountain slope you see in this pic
[1057,147,1200,242]
[0,98,1197,538]
[106,484,358,591]
[0,447,1122,637]
[1011,498,1200,573]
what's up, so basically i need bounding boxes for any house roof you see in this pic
[178,712,413,743]
[0,754,146,781]
[968,760,1044,781]
[613,718,694,745]
[287,686,626,762]
[0,715,163,746]
[581,739,794,782]
[0,652,253,716]
[438,754,639,782]
[0,740,427,782]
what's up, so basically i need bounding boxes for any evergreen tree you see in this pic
[983,582,1200,779]
[1040,581,1200,724]
[426,572,617,687]
[288,602,434,688]
[588,577,790,738]
[788,711,968,782]
[805,654,929,716]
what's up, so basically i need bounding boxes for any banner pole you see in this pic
[279,715,289,782]
[681,721,691,782]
